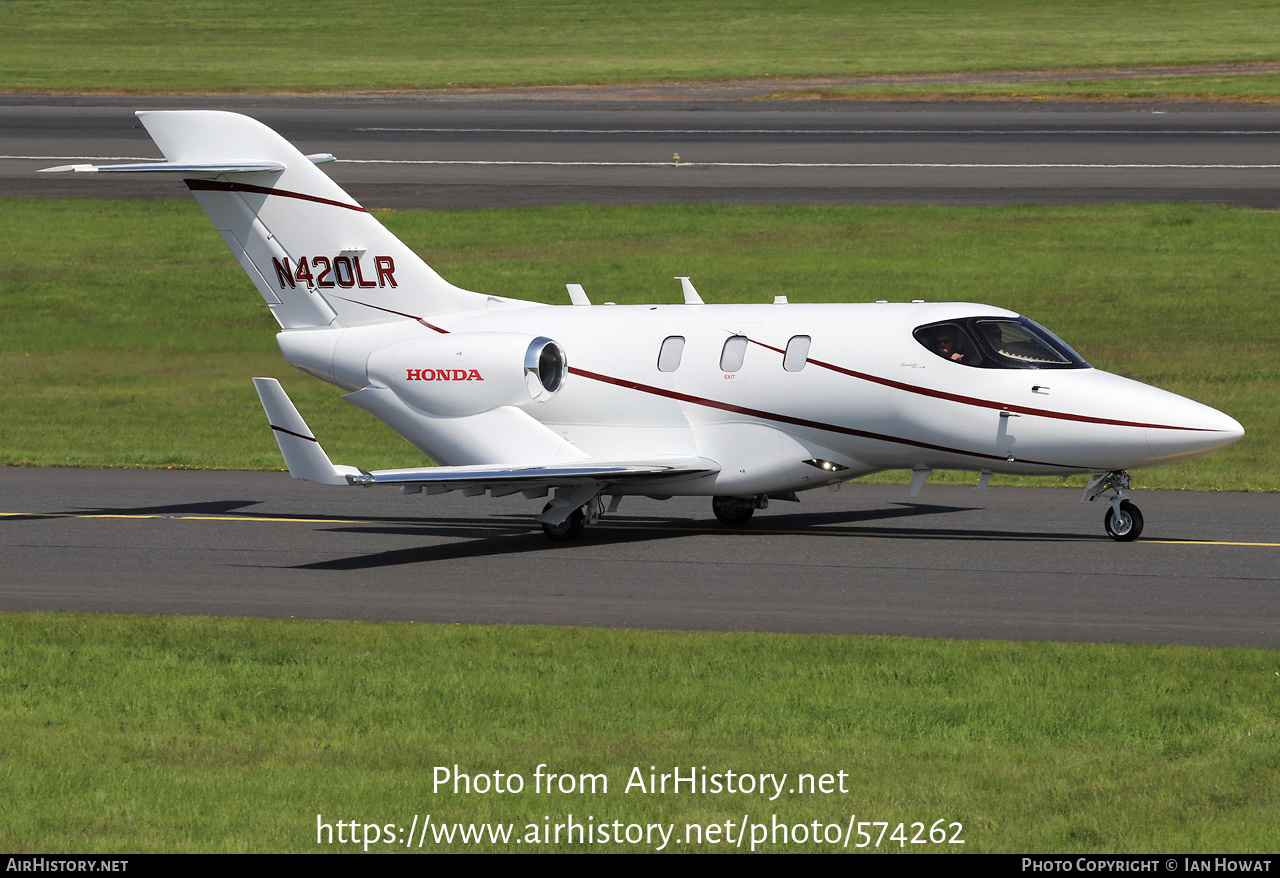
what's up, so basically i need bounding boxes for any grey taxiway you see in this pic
[2,469,1276,648]
[6,94,1280,207]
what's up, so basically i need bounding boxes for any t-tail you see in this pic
[41,110,488,329]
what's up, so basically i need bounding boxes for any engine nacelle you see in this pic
[367,332,567,417]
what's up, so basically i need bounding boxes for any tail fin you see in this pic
[134,111,487,329]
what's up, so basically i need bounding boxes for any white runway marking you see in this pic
[336,159,1280,170]
[11,155,1280,171]
[357,127,1280,136]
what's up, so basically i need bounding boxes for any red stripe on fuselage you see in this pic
[744,338,1213,433]
[567,365,1077,468]
[184,179,368,213]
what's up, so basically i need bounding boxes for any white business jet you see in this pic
[42,111,1244,542]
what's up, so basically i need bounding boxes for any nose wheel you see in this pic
[1103,499,1144,542]
[1084,471,1144,542]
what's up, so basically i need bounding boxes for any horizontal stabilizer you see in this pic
[39,155,334,176]
[252,377,364,486]
[39,161,287,175]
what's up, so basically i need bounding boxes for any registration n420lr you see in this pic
[43,111,1244,541]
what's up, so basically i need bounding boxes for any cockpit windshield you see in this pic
[914,316,1089,370]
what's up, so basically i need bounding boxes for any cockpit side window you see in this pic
[914,317,1089,370]
[914,322,983,366]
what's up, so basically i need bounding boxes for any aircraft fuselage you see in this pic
[277,299,1242,499]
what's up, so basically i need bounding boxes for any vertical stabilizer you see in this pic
[136,111,488,328]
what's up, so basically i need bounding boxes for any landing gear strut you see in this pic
[712,495,767,527]
[541,505,586,541]
[1084,471,1144,542]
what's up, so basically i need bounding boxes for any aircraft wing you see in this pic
[347,461,718,490]
[252,377,717,499]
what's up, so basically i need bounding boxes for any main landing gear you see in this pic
[711,495,768,527]
[542,494,772,538]
[1084,471,1144,542]
[540,494,606,542]
[541,505,586,541]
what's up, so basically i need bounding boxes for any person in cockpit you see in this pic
[931,327,967,362]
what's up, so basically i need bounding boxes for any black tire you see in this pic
[712,495,755,527]
[1104,500,1144,542]
[541,505,586,541]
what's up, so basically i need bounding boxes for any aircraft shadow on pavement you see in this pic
[21,499,498,530]
[283,500,1094,572]
[13,499,269,521]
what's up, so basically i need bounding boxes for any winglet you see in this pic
[251,378,364,486]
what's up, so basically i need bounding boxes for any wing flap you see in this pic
[347,459,720,490]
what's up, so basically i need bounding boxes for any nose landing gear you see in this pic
[1104,499,1144,541]
[1084,471,1144,542]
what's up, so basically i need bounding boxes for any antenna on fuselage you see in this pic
[907,466,932,498]
[676,276,704,305]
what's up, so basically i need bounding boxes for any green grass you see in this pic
[1,613,1277,852]
[770,74,1280,103]
[3,1,1280,94]
[2,198,1269,490]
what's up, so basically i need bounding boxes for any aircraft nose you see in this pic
[1145,391,1245,465]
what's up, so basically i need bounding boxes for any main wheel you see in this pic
[542,505,586,541]
[1104,500,1144,542]
[712,495,755,527]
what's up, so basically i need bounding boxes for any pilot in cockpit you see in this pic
[915,322,986,366]
[931,327,967,362]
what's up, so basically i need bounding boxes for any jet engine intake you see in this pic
[367,332,567,417]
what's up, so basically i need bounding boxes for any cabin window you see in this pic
[783,335,811,372]
[657,336,685,372]
[913,317,1089,370]
[720,335,748,372]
